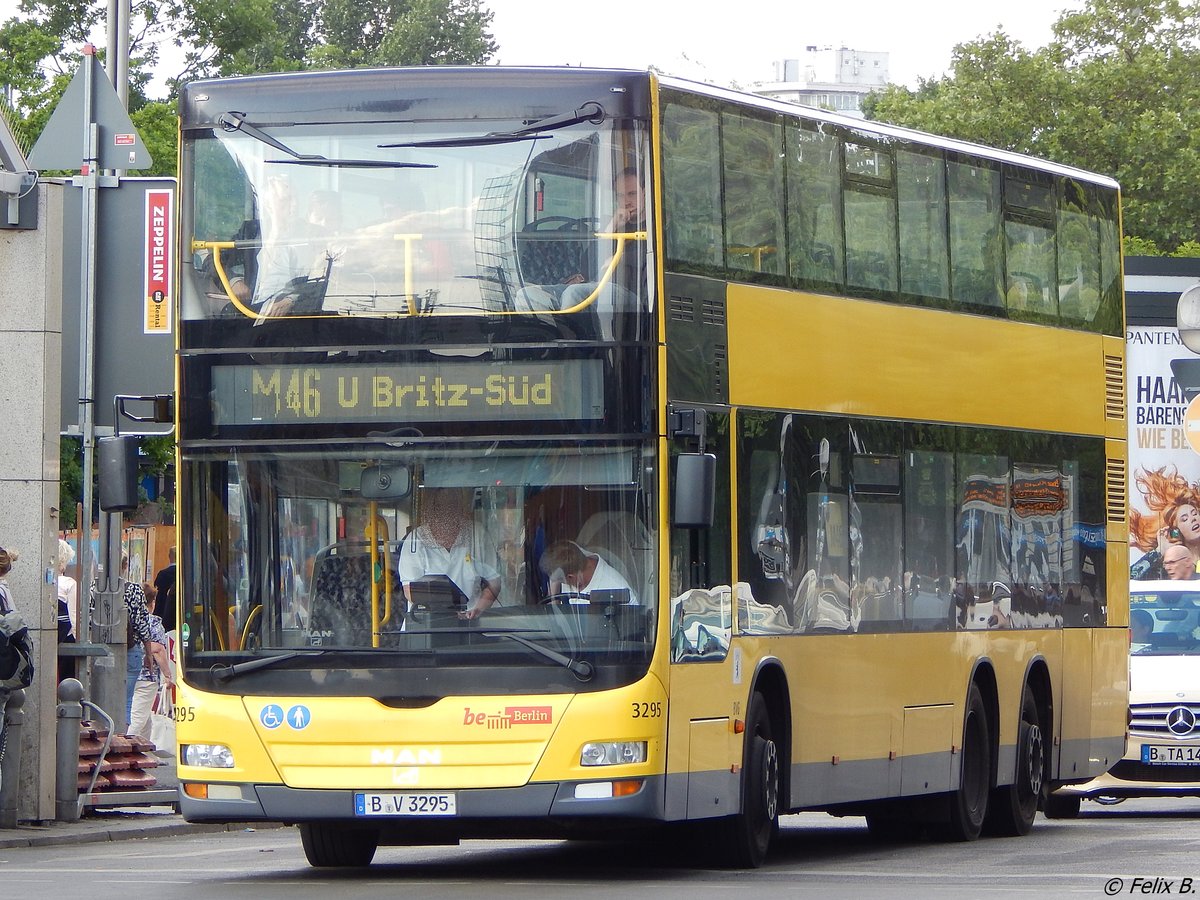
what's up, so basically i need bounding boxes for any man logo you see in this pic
[1166,706,1197,736]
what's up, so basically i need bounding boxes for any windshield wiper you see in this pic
[379,100,606,150]
[211,649,331,682]
[218,111,435,169]
[481,628,594,682]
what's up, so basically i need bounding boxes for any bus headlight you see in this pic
[182,744,235,768]
[580,741,647,767]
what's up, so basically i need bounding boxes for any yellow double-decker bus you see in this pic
[171,67,1127,867]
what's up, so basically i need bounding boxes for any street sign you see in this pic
[28,53,152,172]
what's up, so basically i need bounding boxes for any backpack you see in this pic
[0,609,34,690]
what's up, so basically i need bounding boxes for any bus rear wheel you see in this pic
[984,687,1044,836]
[935,683,990,842]
[300,822,379,867]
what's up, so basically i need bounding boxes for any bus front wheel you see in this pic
[300,822,379,867]
[704,691,779,868]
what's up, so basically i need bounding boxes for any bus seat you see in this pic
[515,219,588,286]
[308,549,375,645]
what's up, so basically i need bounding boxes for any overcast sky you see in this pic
[0,0,1079,91]
[487,0,1078,88]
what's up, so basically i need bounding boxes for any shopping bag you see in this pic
[149,681,176,755]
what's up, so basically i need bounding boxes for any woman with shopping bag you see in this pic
[128,584,173,741]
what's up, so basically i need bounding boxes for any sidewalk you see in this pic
[0,752,284,849]
[0,804,281,849]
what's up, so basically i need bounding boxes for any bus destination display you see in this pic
[211,360,605,426]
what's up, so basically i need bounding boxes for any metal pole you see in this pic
[104,0,129,109]
[76,49,99,696]
[55,679,83,822]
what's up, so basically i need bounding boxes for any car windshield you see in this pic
[1130,580,1200,656]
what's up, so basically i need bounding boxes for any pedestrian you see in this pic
[56,539,79,642]
[121,553,154,735]
[0,546,25,792]
[128,584,173,739]
[152,546,177,633]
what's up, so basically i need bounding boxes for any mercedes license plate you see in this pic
[355,792,457,816]
[1141,744,1200,765]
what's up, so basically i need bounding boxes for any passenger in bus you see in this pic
[516,168,646,335]
[559,168,646,304]
[539,540,639,606]
[397,488,500,620]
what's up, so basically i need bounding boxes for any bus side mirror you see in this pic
[361,464,411,500]
[98,435,140,512]
[673,452,715,528]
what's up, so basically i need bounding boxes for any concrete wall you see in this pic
[0,182,64,822]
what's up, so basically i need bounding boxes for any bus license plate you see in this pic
[355,792,457,816]
[1141,744,1200,765]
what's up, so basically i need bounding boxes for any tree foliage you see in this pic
[0,0,497,173]
[864,0,1200,252]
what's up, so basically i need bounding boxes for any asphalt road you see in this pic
[5,798,1200,899]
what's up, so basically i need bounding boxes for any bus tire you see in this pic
[707,691,779,868]
[1043,792,1082,820]
[935,682,990,842]
[300,822,379,867]
[983,687,1044,836]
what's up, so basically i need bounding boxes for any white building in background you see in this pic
[754,47,890,118]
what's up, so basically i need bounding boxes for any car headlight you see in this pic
[182,744,235,768]
[580,741,647,767]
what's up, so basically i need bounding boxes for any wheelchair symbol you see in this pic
[260,704,284,729]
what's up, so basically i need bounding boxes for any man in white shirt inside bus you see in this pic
[540,540,638,606]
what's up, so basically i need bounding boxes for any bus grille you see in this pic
[1106,456,1127,525]
[1104,353,1125,421]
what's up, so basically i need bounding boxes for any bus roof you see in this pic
[179,65,1118,191]
[656,73,1120,191]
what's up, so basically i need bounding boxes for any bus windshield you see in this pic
[1131,581,1200,656]
[179,439,657,696]
[183,115,650,341]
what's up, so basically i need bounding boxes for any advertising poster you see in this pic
[1127,325,1200,580]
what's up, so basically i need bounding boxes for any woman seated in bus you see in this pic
[397,488,500,621]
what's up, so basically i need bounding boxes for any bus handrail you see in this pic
[190,230,645,321]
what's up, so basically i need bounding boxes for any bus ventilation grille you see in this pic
[668,293,696,322]
[714,344,727,397]
[701,296,725,326]
[1106,456,1127,525]
[1104,353,1125,421]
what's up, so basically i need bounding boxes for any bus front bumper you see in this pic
[180,776,666,833]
